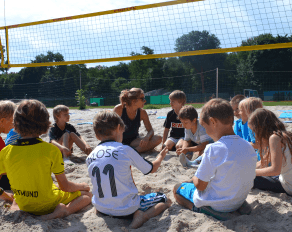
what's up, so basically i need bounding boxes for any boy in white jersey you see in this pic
[87,111,171,229]
[173,99,257,220]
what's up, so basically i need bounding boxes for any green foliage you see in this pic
[75,89,86,110]
[143,104,162,109]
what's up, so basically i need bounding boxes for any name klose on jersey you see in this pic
[87,149,119,166]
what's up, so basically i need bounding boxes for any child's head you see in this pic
[119,88,145,107]
[230,95,246,119]
[178,105,198,130]
[169,90,186,110]
[93,110,125,142]
[0,100,17,133]
[53,105,69,123]
[239,97,263,121]
[249,108,292,167]
[14,100,51,137]
[200,99,234,137]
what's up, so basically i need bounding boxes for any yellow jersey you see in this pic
[0,138,66,214]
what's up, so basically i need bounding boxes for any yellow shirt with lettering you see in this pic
[0,138,65,214]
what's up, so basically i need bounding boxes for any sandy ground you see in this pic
[1,105,292,232]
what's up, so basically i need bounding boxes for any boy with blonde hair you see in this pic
[0,100,16,202]
[87,110,171,229]
[0,100,92,219]
[162,90,186,151]
[173,99,257,220]
[176,105,212,167]
[49,105,92,157]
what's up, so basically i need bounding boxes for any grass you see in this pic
[65,101,292,110]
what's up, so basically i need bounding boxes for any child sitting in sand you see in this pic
[249,109,292,195]
[230,95,250,141]
[87,110,171,229]
[173,99,257,220]
[49,105,92,157]
[239,97,263,160]
[0,100,92,219]
[176,105,212,167]
[162,90,186,152]
[0,100,16,203]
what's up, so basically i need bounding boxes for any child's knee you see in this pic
[80,190,93,198]
[173,183,182,195]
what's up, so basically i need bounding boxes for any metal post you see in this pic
[216,68,218,98]
[79,70,81,90]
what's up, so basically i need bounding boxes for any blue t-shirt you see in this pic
[234,119,251,142]
[5,129,22,146]
[248,127,261,161]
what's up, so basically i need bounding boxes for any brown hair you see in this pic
[53,105,69,122]
[14,100,51,137]
[230,95,246,105]
[169,90,186,105]
[249,108,292,168]
[239,97,263,117]
[0,100,16,119]
[119,88,144,107]
[200,98,234,125]
[178,105,198,121]
[93,110,125,137]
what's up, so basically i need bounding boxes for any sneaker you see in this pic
[179,154,187,167]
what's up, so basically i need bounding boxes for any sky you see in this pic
[1,0,292,73]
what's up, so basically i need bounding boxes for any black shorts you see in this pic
[122,136,138,146]
[0,175,11,190]
[98,211,134,220]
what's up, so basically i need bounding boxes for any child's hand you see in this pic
[79,183,90,192]
[177,147,189,155]
[84,146,92,155]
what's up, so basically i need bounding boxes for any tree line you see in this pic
[1,31,292,102]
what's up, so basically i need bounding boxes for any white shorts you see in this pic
[167,137,184,145]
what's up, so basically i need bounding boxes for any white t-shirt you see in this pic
[193,135,257,212]
[86,140,153,216]
[184,122,212,144]
[279,146,292,195]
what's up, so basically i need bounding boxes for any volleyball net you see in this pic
[1,0,292,68]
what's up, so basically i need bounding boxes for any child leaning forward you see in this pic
[87,110,171,229]
[173,99,257,220]
[0,100,92,219]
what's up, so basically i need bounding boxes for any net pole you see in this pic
[79,70,82,90]
[5,27,9,66]
[216,68,218,98]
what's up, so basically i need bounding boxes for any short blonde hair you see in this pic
[239,97,263,117]
[53,105,69,122]
[0,100,16,119]
[201,98,234,125]
[169,90,186,105]
[14,100,51,137]
[93,110,125,137]
[119,88,144,107]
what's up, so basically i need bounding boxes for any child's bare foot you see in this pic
[40,204,68,220]
[10,200,20,211]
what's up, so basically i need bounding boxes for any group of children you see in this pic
[0,88,292,229]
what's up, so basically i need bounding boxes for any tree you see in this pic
[175,30,227,94]
[236,34,292,92]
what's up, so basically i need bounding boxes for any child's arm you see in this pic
[151,147,168,173]
[161,128,169,149]
[256,134,282,176]
[176,139,189,155]
[55,173,90,192]
[192,176,209,191]
[179,141,209,155]
[79,136,92,155]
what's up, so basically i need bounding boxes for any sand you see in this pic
[1,105,292,232]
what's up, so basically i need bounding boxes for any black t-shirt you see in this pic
[49,123,80,142]
[163,110,184,138]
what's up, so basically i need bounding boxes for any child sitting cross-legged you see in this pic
[173,99,257,220]
[0,100,92,219]
[176,105,212,168]
[87,110,171,229]
[49,105,92,158]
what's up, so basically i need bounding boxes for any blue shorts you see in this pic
[176,182,196,203]
[139,192,167,212]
